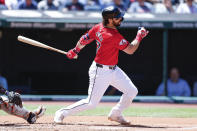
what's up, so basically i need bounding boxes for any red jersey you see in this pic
[0,0,5,4]
[79,23,129,65]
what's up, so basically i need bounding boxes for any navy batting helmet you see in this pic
[102,6,125,20]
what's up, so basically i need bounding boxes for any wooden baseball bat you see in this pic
[18,35,68,55]
[17,36,77,59]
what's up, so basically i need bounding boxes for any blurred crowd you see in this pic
[0,0,197,13]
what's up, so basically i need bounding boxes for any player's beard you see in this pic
[112,20,121,27]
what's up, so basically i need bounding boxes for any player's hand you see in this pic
[135,27,149,42]
[66,47,80,59]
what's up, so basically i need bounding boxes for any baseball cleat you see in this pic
[108,115,131,125]
[33,105,46,118]
[54,112,64,124]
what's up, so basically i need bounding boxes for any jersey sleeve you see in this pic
[79,26,96,45]
[115,35,129,50]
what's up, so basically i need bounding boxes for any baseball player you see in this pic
[54,6,149,125]
[0,85,46,124]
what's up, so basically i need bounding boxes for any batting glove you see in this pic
[135,27,149,43]
[66,47,80,59]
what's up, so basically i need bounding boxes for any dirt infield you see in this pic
[0,102,197,131]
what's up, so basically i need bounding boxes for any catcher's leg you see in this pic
[0,96,46,124]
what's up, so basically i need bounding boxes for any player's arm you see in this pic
[66,32,95,59]
[123,27,149,55]
[0,86,23,107]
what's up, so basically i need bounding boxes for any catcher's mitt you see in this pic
[7,91,23,107]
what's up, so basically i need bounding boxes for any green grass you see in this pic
[0,104,197,118]
[78,106,197,118]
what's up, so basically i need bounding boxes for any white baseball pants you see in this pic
[57,61,138,117]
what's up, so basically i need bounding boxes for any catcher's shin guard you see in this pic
[27,106,46,124]
[27,112,36,124]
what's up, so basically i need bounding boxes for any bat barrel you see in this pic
[17,35,76,58]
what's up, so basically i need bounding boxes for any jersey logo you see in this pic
[119,39,127,46]
[96,32,103,42]
[96,40,101,53]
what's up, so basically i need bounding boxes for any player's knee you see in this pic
[134,87,138,96]
[127,86,138,98]
[133,87,138,96]
[87,102,97,109]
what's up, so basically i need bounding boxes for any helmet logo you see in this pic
[106,6,114,11]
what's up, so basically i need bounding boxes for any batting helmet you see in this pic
[102,6,125,20]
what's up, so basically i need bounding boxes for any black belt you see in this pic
[96,63,116,70]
